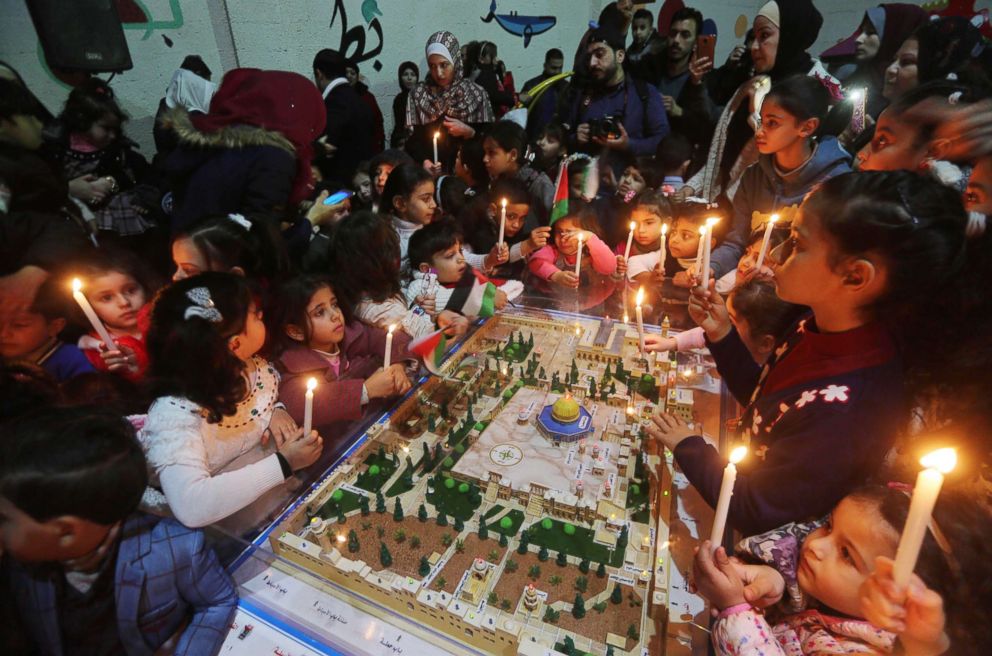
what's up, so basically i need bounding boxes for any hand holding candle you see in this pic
[701,217,718,289]
[384,324,395,369]
[71,278,116,350]
[659,222,669,275]
[303,377,317,436]
[892,448,956,587]
[709,445,747,550]
[754,214,778,273]
[574,233,584,278]
[623,220,636,261]
[433,131,440,164]
[498,198,507,247]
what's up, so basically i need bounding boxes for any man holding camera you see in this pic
[565,28,669,157]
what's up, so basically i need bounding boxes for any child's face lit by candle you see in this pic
[490,202,530,238]
[617,166,647,199]
[735,240,763,283]
[964,156,992,214]
[797,497,899,618]
[394,180,437,226]
[427,240,467,284]
[87,271,146,332]
[630,207,665,247]
[755,98,810,156]
[668,217,703,258]
[856,108,928,173]
[293,285,345,353]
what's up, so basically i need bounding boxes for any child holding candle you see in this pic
[527,207,617,311]
[713,224,790,294]
[691,483,992,655]
[139,273,322,532]
[647,171,968,536]
[666,201,719,288]
[271,275,414,468]
[381,163,437,262]
[73,249,159,382]
[482,120,555,222]
[614,190,673,289]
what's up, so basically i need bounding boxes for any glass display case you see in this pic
[215,286,730,656]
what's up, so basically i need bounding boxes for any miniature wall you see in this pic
[2,1,988,152]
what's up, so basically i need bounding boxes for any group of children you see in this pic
[3,48,992,656]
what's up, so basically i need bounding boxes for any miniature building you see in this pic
[522,584,540,612]
[460,558,493,605]
[535,393,594,445]
[666,387,694,423]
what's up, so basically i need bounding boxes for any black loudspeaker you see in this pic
[27,0,133,73]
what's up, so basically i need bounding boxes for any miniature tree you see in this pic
[402,469,414,487]
[418,503,428,522]
[528,564,541,580]
[393,498,404,522]
[405,455,414,470]
[517,531,530,554]
[588,377,597,397]
[454,516,465,532]
[556,550,567,567]
[617,525,629,551]
[549,574,562,589]
[538,546,549,561]
[444,477,456,489]
[455,538,465,553]
[626,623,640,640]
[379,542,393,568]
[418,556,431,577]
[377,445,386,460]
[359,494,370,516]
[498,532,508,548]
[610,583,623,604]
[392,451,400,467]
[596,561,606,578]
[348,529,360,553]
[572,593,586,619]
[457,482,470,493]
[542,606,559,623]
[563,637,576,655]
[435,576,447,591]
[578,558,590,574]
[563,522,576,535]
[541,517,553,530]
[478,515,489,540]
[436,511,448,526]
[488,549,500,562]
[487,591,499,605]
[570,359,579,384]
[427,414,436,432]
[410,535,421,549]
[500,598,511,611]
[376,526,386,538]
[539,366,546,379]
[606,646,615,656]
[574,575,588,593]
[442,456,454,468]
[504,557,518,573]
[609,381,617,395]
[375,491,386,513]
[441,533,453,547]
[336,510,346,524]
[394,529,406,543]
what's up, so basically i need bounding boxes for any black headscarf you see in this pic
[767,0,824,81]
[397,61,419,93]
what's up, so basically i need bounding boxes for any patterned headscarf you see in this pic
[406,31,494,126]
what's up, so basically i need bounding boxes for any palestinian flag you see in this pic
[409,328,448,376]
[549,156,571,225]
[443,268,522,319]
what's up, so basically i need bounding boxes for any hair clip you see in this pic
[227,213,251,231]
[184,287,223,323]
[948,91,963,105]
[946,72,959,81]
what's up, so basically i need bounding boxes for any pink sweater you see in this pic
[527,233,618,309]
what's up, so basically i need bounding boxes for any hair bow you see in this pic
[184,287,223,323]
[227,213,251,231]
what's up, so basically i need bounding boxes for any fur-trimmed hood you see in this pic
[159,106,296,155]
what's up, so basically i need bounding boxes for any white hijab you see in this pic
[164,68,217,115]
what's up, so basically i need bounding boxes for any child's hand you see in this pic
[422,159,443,178]
[263,407,299,448]
[615,254,628,276]
[78,334,106,351]
[279,429,323,471]
[415,293,438,318]
[688,279,732,342]
[691,542,747,611]
[438,310,470,336]
[550,270,580,289]
[652,261,667,283]
[643,334,677,352]
[494,289,508,310]
[485,243,510,270]
[645,410,698,451]
[524,226,552,255]
[387,363,413,396]
[672,270,693,288]
[101,343,139,374]
[860,557,949,656]
[735,561,785,610]
[567,230,593,249]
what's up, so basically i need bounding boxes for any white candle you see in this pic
[433,131,440,163]
[701,218,718,289]
[498,198,507,247]
[384,324,395,369]
[634,286,646,357]
[71,278,115,350]
[754,214,779,272]
[303,377,317,436]
[574,233,583,277]
[659,223,669,274]
[623,220,636,261]
[709,446,748,550]
[694,225,706,276]
[893,448,957,587]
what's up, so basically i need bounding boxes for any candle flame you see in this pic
[574,325,581,335]
[336,534,346,543]
[769,213,779,224]
[71,278,83,292]
[629,221,636,231]
[306,377,318,392]
[706,216,720,227]
[848,88,864,102]
[623,313,629,324]
[402,446,410,453]
[729,445,747,464]
[635,286,644,306]
[662,223,669,235]
[387,324,396,335]
[920,447,956,474]
[434,131,440,139]
[501,198,507,208]
[698,225,707,236]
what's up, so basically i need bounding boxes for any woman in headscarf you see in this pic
[390,61,419,149]
[677,0,838,281]
[160,68,325,230]
[404,31,494,171]
[153,67,217,159]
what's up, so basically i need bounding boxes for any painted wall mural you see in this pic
[481,1,557,48]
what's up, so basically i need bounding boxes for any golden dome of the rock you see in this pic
[551,393,580,423]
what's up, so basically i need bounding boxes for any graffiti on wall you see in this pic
[480,1,556,48]
[329,0,385,72]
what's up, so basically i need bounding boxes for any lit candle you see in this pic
[634,286,646,357]
[709,446,747,550]
[701,218,718,289]
[303,377,317,436]
[694,225,706,276]
[574,233,584,278]
[623,220,636,261]
[498,198,507,247]
[71,278,115,350]
[658,223,669,275]
[384,324,395,369]
[892,448,957,587]
[754,214,778,273]
[433,131,440,163]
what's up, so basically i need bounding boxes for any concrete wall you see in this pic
[2,1,989,153]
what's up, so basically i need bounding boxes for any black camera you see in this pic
[589,115,622,140]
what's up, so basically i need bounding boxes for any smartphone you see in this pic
[695,35,716,63]
[323,190,354,206]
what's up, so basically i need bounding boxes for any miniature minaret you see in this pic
[661,315,671,338]
[575,479,585,499]
[523,584,540,612]
[310,517,332,551]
